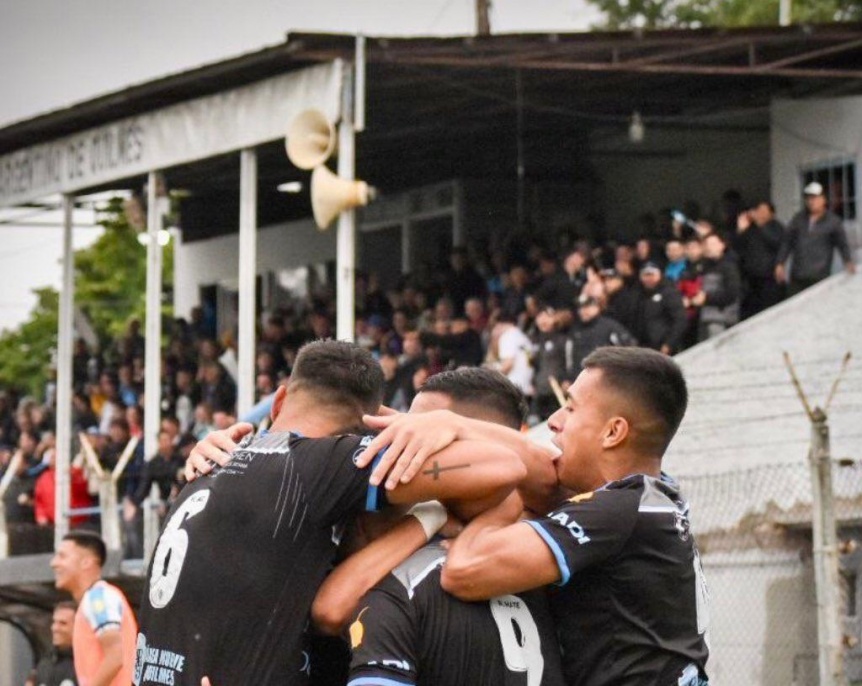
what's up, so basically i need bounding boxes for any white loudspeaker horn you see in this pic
[285,109,336,170]
[311,166,376,230]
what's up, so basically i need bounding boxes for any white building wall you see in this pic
[771,95,862,254]
[592,125,770,234]
[173,217,335,319]
[702,550,816,686]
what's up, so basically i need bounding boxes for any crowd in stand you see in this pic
[0,184,855,557]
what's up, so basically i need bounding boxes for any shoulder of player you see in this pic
[387,542,447,599]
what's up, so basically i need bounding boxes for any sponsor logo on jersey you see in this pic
[568,491,594,503]
[349,607,369,649]
[352,435,375,465]
[133,632,146,686]
[550,512,591,545]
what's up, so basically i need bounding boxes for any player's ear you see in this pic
[602,416,629,449]
[271,385,288,422]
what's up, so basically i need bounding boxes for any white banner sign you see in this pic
[0,60,342,208]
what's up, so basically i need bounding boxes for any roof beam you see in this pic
[358,52,862,79]
[758,36,862,70]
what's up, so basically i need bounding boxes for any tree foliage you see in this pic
[588,0,862,29]
[0,196,174,400]
[0,288,59,399]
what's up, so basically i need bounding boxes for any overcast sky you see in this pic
[0,0,600,127]
[0,0,601,332]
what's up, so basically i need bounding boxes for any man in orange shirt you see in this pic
[51,531,137,686]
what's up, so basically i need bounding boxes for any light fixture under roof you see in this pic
[277,181,303,193]
[628,111,645,144]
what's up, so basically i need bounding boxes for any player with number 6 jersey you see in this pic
[134,341,527,686]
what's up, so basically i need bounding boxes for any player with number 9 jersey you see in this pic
[348,540,566,686]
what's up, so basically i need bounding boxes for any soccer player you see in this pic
[134,340,526,686]
[50,531,138,686]
[311,367,566,686]
[360,347,710,686]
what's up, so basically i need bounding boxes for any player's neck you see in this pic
[270,398,358,438]
[70,572,102,603]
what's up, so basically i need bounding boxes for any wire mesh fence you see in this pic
[679,459,862,685]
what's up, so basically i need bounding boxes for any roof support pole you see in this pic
[237,148,258,418]
[142,170,163,558]
[336,66,356,342]
[144,171,163,462]
[54,194,75,547]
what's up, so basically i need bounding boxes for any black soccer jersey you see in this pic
[526,473,710,686]
[134,431,383,686]
[348,541,566,686]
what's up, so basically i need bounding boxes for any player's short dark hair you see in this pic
[62,530,107,567]
[583,347,688,454]
[55,599,77,613]
[421,367,527,430]
[289,339,383,416]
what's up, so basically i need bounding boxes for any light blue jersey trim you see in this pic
[348,678,415,686]
[525,520,572,586]
[365,448,386,511]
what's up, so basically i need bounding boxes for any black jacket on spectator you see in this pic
[700,255,742,327]
[566,316,637,378]
[534,269,587,310]
[30,647,78,686]
[131,451,184,506]
[778,210,852,282]
[605,282,640,337]
[419,329,485,368]
[734,219,784,279]
[633,280,688,353]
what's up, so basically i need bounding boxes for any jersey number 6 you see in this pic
[148,489,212,609]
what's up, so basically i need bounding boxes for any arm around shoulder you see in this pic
[441,493,561,601]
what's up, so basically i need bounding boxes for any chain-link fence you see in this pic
[679,459,862,685]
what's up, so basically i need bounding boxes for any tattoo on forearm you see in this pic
[423,461,471,480]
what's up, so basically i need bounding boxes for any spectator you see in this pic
[127,430,184,515]
[198,361,237,414]
[776,181,856,295]
[633,262,688,355]
[420,317,484,369]
[693,233,742,341]
[94,373,123,436]
[499,264,534,328]
[25,601,79,686]
[444,247,487,315]
[679,238,706,348]
[664,239,688,283]
[734,200,785,318]
[603,267,640,342]
[486,318,534,400]
[535,247,587,312]
[530,308,571,421]
[71,392,98,435]
[567,294,637,379]
[34,447,94,528]
[116,364,139,408]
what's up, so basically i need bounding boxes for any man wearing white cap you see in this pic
[775,181,856,296]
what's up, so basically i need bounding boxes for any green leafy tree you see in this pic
[0,196,174,399]
[589,0,862,29]
[0,288,59,398]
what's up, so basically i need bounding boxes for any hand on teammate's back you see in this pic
[357,410,462,490]
[183,422,254,482]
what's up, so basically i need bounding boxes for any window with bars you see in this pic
[801,160,857,221]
